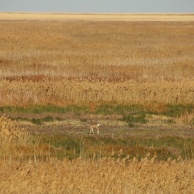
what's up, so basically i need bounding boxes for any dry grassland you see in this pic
[0,15,194,193]
[0,158,194,193]
[0,114,29,145]
[0,20,194,106]
[1,20,194,80]
[0,79,194,106]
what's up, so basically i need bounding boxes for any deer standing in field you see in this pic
[89,122,100,135]
[81,118,100,134]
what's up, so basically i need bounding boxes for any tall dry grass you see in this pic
[0,21,194,107]
[0,157,193,193]
[0,115,46,161]
[0,79,194,106]
[0,21,194,81]
[0,115,29,146]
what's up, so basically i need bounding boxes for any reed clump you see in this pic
[0,115,44,160]
[0,115,29,146]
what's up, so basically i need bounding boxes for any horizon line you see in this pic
[1,12,194,15]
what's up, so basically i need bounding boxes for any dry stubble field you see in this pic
[0,13,194,193]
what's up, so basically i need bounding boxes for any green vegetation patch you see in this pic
[121,112,147,127]
[95,104,142,115]
[162,104,194,117]
[0,104,89,114]
[39,134,194,161]
[1,104,193,117]
[14,116,63,125]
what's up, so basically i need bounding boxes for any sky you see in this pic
[0,0,194,13]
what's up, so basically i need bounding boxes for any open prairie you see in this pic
[0,14,194,193]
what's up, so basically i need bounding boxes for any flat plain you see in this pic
[1,12,194,21]
[0,13,194,193]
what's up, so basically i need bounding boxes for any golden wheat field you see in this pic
[0,14,194,193]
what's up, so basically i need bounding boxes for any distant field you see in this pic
[0,19,194,106]
[1,12,194,21]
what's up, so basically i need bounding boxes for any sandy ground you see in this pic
[0,12,194,21]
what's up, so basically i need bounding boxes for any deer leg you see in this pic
[90,126,94,134]
[97,127,99,134]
